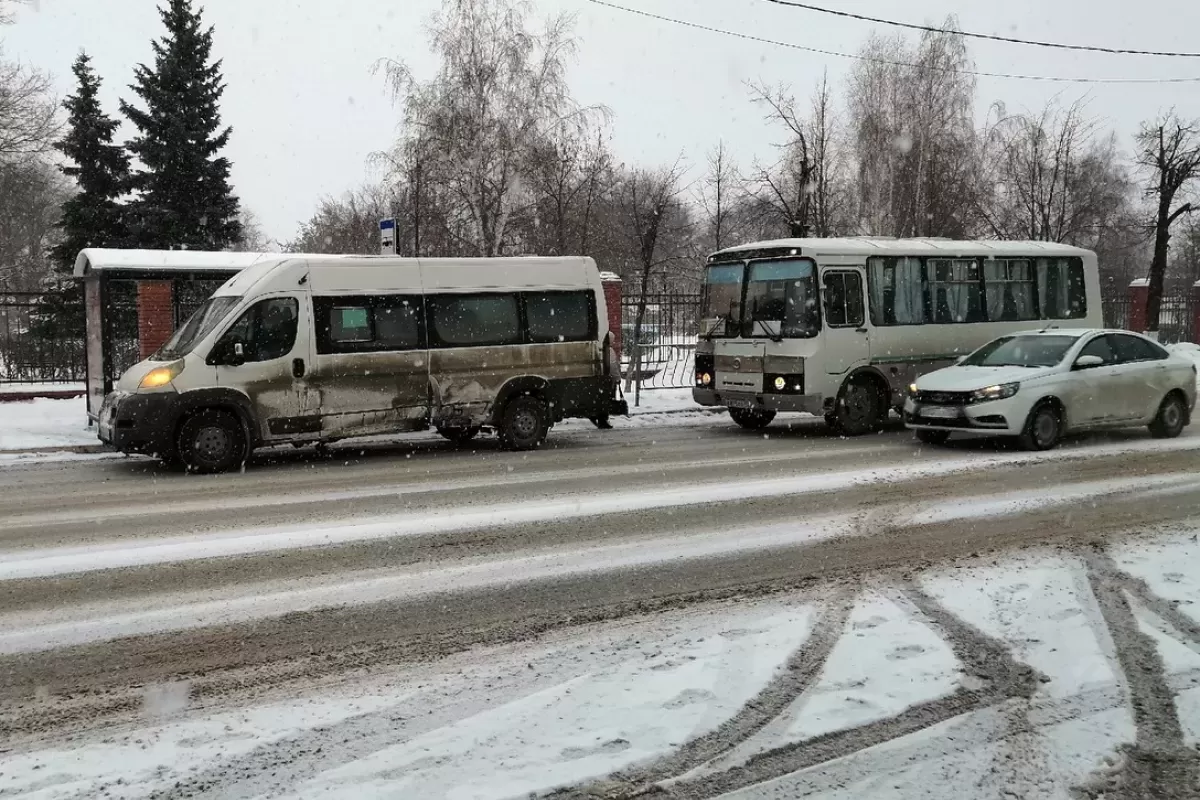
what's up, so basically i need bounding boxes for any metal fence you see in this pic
[620,292,701,401]
[1102,289,1196,344]
[0,292,86,385]
[0,281,217,386]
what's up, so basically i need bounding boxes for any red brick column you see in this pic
[1128,278,1149,333]
[601,272,623,357]
[1192,280,1200,343]
[138,280,174,359]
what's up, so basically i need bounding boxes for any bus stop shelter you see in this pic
[72,249,275,420]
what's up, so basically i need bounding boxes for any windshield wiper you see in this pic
[753,318,784,343]
[701,315,730,341]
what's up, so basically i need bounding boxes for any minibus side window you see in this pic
[215,297,298,362]
[525,291,594,344]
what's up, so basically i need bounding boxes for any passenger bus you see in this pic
[692,238,1103,433]
[93,252,626,472]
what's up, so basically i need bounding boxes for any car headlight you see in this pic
[970,382,1019,403]
[139,360,185,391]
[908,382,919,395]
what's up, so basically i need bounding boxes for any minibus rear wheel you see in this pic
[498,395,550,451]
[177,409,247,474]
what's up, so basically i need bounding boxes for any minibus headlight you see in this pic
[698,372,712,386]
[139,361,184,391]
[773,376,786,390]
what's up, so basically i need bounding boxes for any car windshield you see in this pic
[960,334,1080,368]
[744,258,820,337]
[154,296,239,360]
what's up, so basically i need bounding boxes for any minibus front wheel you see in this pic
[177,409,248,474]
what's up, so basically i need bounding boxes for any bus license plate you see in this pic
[921,406,960,419]
[726,397,755,410]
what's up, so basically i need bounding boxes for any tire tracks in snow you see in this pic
[1072,550,1200,800]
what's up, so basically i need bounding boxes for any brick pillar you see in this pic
[600,272,623,357]
[1128,278,1149,333]
[1192,280,1200,344]
[138,281,175,359]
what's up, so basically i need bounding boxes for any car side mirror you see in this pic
[954,355,967,365]
[1074,354,1104,370]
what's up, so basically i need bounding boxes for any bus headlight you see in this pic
[698,372,712,386]
[773,376,786,390]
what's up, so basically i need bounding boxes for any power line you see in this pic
[764,0,1200,59]
[584,0,1200,84]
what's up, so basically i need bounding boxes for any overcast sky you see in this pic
[5,0,1199,245]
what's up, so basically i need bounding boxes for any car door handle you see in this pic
[292,358,306,378]
[855,327,868,334]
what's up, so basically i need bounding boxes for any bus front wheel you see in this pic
[829,377,883,436]
[729,407,776,430]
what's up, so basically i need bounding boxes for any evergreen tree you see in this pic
[42,52,130,336]
[120,0,241,250]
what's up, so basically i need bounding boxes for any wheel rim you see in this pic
[193,425,231,464]
[1163,401,1182,430]
[1034,410,1058,447]
[512,407,539,440]
[844,385,874,424]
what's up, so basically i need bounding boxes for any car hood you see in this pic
[917,364,1054,392]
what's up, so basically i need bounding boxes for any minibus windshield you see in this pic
[153,296,240,360]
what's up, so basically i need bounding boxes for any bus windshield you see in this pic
[746,258,820,338]
[701,263,743,337]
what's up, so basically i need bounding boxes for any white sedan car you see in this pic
[904,329,1197,450]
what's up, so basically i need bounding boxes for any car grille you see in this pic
[914,390,972,406]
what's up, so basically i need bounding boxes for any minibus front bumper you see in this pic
[692,388,825,415]
[96,391,178,456]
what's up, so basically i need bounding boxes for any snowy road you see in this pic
[2,417,1200,798]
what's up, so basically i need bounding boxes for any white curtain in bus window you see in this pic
[868,257,924,325]
[928,259,983,323]
[1037,258,1087,319]
[984,259,1035,321]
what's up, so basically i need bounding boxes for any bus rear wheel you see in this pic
[829,377,883,436]
[729,407,776,430]
[498,395,550,451]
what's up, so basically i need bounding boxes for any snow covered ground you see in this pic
[6,523,1200,799]
[0,396,95,451]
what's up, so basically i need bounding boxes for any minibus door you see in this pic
[821,269,870,376]
[209,294,318,441]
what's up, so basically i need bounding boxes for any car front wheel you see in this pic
[1018,403,1061,451]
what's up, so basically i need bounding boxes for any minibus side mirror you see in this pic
[210,338,246,367]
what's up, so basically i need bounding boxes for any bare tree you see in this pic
[979,98,1131,244]
[378,0,603,257]
[696,140,741,253]
[847,24,978,237]
[1136,111,1200,334]
[807,71,847,237]
[0,57,58,162]
[0,159,70,290]
[230,209,272,252]
[526,126,613,256]
[744,79,814,239]
[617,160,690,390]
[286,184,395,255]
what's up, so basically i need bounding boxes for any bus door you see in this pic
[820,269,870,376]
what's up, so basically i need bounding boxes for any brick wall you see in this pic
[1128,279,1148,333]
[138,281,174,359]
[601,273,622,357]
